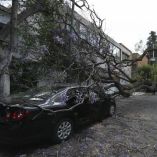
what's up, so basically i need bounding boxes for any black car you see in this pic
[0,86,116,145]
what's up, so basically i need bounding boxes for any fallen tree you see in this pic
[0,0,148,98]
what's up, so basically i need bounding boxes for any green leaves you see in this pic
[146,31,157,50]
[137,64,157,82]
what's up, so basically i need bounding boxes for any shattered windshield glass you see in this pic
[51,89,67,103]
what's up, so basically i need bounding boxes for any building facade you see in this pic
[0,3,132,90]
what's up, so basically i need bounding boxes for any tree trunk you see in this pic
[0,0,18,97]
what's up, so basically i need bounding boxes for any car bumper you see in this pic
[0,122,51,145]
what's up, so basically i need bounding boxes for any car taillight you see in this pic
[5,110,31,121]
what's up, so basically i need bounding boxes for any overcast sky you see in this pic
[87,0,157,52]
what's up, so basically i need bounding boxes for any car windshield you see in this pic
[51,89,67,103]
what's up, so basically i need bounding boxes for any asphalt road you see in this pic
[0,95,157,157]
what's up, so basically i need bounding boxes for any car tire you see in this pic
[109,103,116,117]
[53,118,73,143]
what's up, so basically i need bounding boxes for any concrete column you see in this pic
[0,73,10,97]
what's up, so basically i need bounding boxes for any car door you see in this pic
[88,90,105,120]
[66,87,91,124]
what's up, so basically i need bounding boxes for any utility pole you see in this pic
[69,0,75,52]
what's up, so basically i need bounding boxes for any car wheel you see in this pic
[53,119,73,143]
[109,104,116,117]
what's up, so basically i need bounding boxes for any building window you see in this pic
[80,24,87,40]
[122,53,129,60]
[113,47,121,60]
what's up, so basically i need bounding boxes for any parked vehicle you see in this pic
[104,83,119,96]
[0,86,116,145]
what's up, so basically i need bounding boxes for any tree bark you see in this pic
[0,0,18,97]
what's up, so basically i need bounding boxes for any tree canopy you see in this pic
[0,0,148,97]
[146,31,157,50]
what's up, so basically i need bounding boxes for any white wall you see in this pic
[0,11,10,24]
